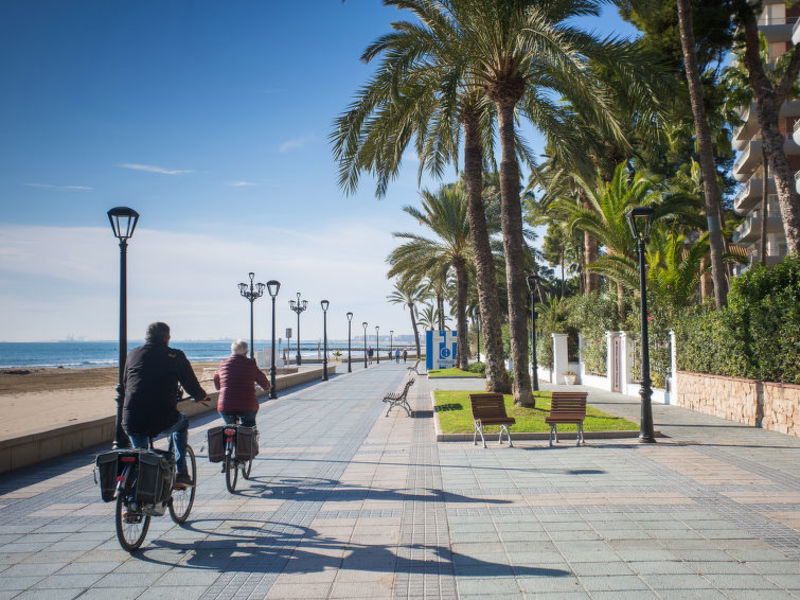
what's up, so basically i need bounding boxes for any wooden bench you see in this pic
[469,393,515,448]
[545,391,588,447]
[383,377,415,417]
[407,359,423,375]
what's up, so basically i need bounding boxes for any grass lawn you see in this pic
[434,390,639,434]
[427,367,483,378]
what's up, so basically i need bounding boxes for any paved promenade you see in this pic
[2,363,800,599]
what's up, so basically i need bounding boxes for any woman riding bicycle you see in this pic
[122,322,209,488]
[214,339,270,427]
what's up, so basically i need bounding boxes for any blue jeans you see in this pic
[126,413,189,474]
[220,410,257,427]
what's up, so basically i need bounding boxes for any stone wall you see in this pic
[762,382,800,436]
[675,371,760,426]
[676,371,800,437]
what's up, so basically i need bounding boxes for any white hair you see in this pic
[231,339,248,356]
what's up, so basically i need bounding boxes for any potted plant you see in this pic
[563,371,577,385]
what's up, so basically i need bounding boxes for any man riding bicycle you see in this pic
[122,322,209,488]
[213,339,270,427]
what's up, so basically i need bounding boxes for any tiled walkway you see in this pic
[2,364,800,599]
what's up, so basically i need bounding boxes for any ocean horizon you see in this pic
[0,339,416,370]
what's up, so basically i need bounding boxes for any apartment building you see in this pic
[731,0,800,271]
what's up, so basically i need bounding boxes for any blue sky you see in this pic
[0,1,638,342]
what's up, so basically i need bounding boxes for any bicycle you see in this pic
[110,435,197,552]
[220,421,257,493]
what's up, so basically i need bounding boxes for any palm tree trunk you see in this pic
[462,108,510,393]
[408,301,421,357]
[495,96,533,407]
[560,251,566,298]
[584,225,600,295]
[676,0,728,307]
[760,151,768,265]
[453,257,469,369]
[740,10,800,254]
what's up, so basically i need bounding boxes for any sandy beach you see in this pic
[0,362,219,440]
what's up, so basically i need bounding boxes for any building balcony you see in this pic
[732,100,800,151]
[732,213,785,245]
[759,16,796,42]
[734,177,777,214]
[793,15,800,45]
[733,138,800,181]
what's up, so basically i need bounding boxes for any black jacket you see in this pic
[122,342,207,436]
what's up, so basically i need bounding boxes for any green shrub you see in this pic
[565,293,619,376]
[467,361,486,374]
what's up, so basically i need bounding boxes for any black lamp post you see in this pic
[526,273,540,392]
[389,330,394,357]
[107,206,139,449]
[346,312,353,373]
[238,272,265,359]
[626,206,656,444]
[289,292,308,365]
[375,325,380,364]
[362,321,368,368]
[266,280,280,399]
[321,300,329,381]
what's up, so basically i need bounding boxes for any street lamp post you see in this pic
[375,325,380,364]
[289,292,308,365]
[526,273,540,392]
[626,206,657,444]
[389,330,393,358]
[107,206,139,449]
[346,312,354,373]
[362,322,368,368]
[238,272,265,359]
[321,300,330,381]
[266,280,280,399]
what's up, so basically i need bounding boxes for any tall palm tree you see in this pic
[388,185,471,368]
[331,1,511,393]
[387,279,425,358]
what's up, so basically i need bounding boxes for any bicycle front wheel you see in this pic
[169,445,197,523]
[115,495,150,552]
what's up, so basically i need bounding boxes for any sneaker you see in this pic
[173,472,193,489]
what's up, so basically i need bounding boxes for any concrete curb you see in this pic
[429,390,642,443]
[0,365,334,474]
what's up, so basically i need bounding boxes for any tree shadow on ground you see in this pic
[141,519,572,579]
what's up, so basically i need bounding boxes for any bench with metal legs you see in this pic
[383,377,415,416]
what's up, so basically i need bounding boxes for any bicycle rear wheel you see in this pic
[115,495,150,552]
[241,457,253,480]
[169,445,196,523]
[225,447,238,493]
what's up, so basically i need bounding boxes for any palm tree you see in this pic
[388,185,471,368]
[387,279,425,358]
[330,1,511,393]
[676,0,729,306]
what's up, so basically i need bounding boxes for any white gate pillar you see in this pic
[606,331,620,392]
[619,331,635,396]
[552,333,569,385]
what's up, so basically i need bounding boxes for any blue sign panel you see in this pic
[425,330,458,370]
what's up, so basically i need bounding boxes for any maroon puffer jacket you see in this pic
[214,354,270,413]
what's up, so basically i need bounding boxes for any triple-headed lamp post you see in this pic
[107,206,139,449]
[362,321,368,368]
[375,325,380,364]
[626,206,657,444]
[289,292,308,365]
[321,300,330,381]
[526,273,540,392]
[238,272,265,359]
[346,312,354,373]
[266,280,280,399]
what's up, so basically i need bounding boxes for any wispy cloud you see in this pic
[279,135,313,153]
[25,183,92,191]
[226,181,258,187]
[116,163,193,175]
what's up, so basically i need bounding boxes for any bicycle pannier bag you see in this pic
[207,426,225,462]
[136,450,175,509]
[236,426,259,461]
[95,451,121,502]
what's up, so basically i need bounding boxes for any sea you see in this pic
[0,340,374,370]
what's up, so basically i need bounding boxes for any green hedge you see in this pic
[676,255,800,384]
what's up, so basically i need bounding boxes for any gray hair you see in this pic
[146,322,170,344]
[231,339,248,356]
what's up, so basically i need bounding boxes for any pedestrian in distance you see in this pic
[368,347,374,365]
[395,349,400,363]
[402,349,408,363]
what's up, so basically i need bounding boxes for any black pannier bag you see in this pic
[136,450,175,513]
[95,450,124,502]
[236,426,259,461]
[207,426,225,462]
